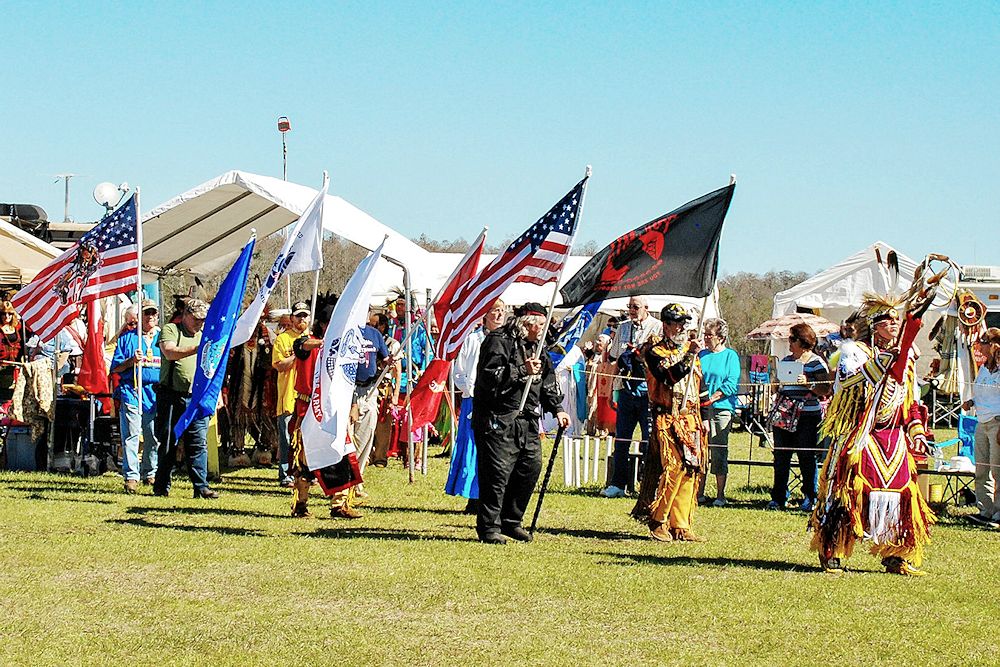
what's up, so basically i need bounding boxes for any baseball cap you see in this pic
[660,303,692,323]
[141,299,158,313]
[292,301,310,316]
[186,298,209,319]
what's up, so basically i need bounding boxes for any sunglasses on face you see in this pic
[788,336,800,343]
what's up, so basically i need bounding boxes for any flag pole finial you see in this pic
[729,174,737,185]
[585,165,592,178]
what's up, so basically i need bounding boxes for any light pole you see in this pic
[277,116,292,307]
[277,116,291,181]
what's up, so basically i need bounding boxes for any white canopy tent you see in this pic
[141,169,434,287]
[0,219,60,286]
[771,241,954,368]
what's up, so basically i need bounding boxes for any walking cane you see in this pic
[529,424,567,536]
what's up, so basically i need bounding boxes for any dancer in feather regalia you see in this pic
[810,258,952,576]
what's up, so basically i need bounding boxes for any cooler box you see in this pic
[5,426,39,471]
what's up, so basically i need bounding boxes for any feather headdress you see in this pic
[858,291,902,327]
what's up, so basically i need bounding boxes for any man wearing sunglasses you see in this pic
[601,295,661,498]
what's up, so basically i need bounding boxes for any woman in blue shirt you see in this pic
[698,318,741,507]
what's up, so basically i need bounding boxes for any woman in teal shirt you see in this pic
[698,318,741,506]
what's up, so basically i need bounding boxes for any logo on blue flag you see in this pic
[173,235,256,441]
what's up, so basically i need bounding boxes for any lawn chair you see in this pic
[934,414,977,462]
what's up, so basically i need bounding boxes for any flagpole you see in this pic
[681,174,735,407]
[134,187,143,417]
[517,166,592,412]
[308,171,329,323]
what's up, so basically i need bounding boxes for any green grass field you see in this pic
[1,430,996,666]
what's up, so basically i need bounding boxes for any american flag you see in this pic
[13,193,140,342]
[437,176,587,360]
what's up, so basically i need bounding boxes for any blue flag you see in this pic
[549,300,601,365]
[173,236,256,440]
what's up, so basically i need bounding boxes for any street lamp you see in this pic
[277,116,291,181]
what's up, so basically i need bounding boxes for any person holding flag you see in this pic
[473,302,569,544]
[152,298,212,498]
[295,240,387,518]
[110,299,161,493]
[155,233,256,499]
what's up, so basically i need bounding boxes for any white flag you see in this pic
[230,172,328,346]
[300,238,386,470]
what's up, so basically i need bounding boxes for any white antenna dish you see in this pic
[93,182,122,212]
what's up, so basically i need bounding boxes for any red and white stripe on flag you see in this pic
[437,176,585,360]
[432,230,486,360]
[12,196,140,342]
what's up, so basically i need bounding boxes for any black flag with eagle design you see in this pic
[558,183,735,306]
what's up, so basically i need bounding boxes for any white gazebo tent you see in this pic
[771,241,953,373]
[141,170,434,287]
[0,219,60,286]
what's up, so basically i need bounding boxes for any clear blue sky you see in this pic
[3,1,998,274]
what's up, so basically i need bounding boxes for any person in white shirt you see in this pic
[601,295,662,498]
[961,328,1000,525]
[445,299,506,513]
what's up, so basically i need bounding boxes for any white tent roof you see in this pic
[141,170,434,285]
[772,241,954,318]
[0,218,60,285]
[370,252,721,319]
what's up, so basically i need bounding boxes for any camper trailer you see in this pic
[958,265,1000,328]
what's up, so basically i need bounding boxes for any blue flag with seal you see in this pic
[548,300,601,365]
[173,235,256,441]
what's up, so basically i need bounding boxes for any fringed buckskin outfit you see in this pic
[632,335,705,540]
[810,312,934,574]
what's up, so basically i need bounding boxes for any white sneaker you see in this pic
[712,498,727,508]
[600,485,626,498]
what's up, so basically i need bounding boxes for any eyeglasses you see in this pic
[627,304,642,310]
[788,335,800,343]
[142,310,158,316]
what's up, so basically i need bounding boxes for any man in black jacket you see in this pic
[472,303,570,544]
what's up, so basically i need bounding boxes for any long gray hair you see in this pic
[513,314,546,339]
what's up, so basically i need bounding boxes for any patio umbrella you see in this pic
[746,312,839,340]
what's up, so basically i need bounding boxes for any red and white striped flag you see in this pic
[407,229,487,430]
[436,176,587,360]
[12,193,140,342]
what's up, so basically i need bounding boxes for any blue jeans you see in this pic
[610,391,650,490]
[120,400,159,482]
[153,391,211,495]
[276,413,293,484]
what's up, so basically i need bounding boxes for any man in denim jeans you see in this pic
[110,300,161,493]
[601,296,661,498]
[152,298,218,499]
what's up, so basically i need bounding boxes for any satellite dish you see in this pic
[93,182,121,212]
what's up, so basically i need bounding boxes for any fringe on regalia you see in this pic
[809,349,934,566]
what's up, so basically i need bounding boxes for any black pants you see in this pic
[474,413,542,537]
[771,411,821,504]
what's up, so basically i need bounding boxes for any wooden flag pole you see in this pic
[516,165,592,413]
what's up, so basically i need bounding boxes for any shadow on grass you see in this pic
[536,526,650,542]
[366,504,467,516]
[0,482,121,496]
[7,492,116,505]
[595,551,813,573]
[107,516,270,537]
[299,526,477,543]
[124,505,282,519]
